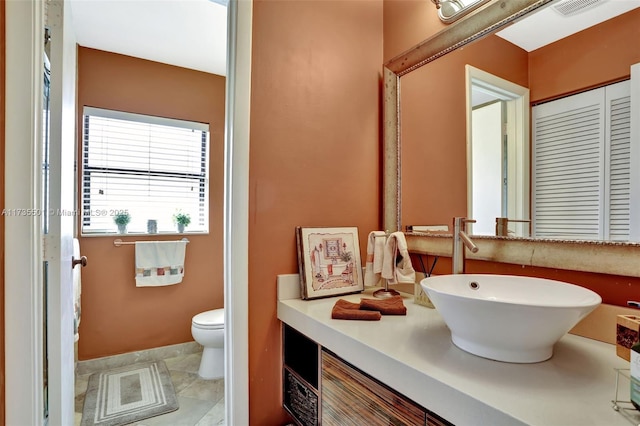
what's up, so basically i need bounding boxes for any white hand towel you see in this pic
[381,232,416,285]
[135,241,187,287]
[364,231,386,286]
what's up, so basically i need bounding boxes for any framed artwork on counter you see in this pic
[296,226,364,300]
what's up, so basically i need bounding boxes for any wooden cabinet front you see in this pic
[321,349,427,426]
[282,324,453,426]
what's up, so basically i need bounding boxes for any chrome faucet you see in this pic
[495,217,532,237]
[452,217,478,274]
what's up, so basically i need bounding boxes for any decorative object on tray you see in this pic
[296,226,364,300]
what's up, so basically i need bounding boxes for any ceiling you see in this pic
[472,0,639,106]
[68,0,228,76]
[66,0,638,80]
[496,0,640,52]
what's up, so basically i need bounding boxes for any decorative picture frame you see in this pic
[296,226,364,300]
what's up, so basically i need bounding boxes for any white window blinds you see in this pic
[81,107,209,235]
[532,80,631,240]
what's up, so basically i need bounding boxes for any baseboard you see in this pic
[75,341,202,376]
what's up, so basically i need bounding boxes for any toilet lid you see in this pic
[192,308,225,328]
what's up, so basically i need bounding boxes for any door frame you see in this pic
[224,0,251,424]
[465,65,530,236]
[46,1,79,423]
[5,0,47,423]
[5,1,252,424]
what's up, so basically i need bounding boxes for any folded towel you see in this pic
[364,231,387,286]
[331,299,381,321]
[360,295,407,315]
[381,232,416,285]
[135,241,187,287]
[335,299,361,310]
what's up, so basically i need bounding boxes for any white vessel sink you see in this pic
[420,274,601,363]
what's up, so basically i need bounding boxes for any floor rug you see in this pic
[81,360,179,426]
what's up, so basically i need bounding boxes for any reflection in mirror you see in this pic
[466,65,529,236]
[433,0,491,23]
[398,0,640,242]
[399,31,529,235]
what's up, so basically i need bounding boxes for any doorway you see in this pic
[4,1,252,424]
[465,65,530,236]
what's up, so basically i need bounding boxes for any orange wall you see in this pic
[383,0,447,62]
[248,0,383,423]
[76,48,226,359]
[529,8,640,103]
[400,35,528,227]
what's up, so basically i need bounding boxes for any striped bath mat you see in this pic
[81,361,179,426]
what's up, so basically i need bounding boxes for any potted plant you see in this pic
[173,211,191,233]
[113,211,131,234]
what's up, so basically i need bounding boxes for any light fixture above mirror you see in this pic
[431,0,492,23]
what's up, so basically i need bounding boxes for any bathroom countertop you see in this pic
[276,274,634,426]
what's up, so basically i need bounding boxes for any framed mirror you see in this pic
[386,2,640,241]
[383,0,640,276]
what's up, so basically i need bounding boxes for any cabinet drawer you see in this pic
[321,349,426,426]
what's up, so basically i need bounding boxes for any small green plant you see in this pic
[113,211,131,226]
[340,251,353,262]
[173,211,191,226]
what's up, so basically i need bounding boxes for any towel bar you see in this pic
[113,238,190,247]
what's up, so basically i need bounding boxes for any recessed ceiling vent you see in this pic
[552,0,608,17]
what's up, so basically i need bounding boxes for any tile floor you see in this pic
[75,351,225,426]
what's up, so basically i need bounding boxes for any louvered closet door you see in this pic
[605,81,631,241]
[533,88,605,239]
[532,81,631,240]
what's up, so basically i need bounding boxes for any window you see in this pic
[81,107,209,234]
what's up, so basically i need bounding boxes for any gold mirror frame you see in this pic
[382,0,640,277]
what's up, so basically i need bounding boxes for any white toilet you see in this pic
[191,308,225,380]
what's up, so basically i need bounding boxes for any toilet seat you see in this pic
[192,308,224,330]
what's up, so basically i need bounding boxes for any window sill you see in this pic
[80,231,210,238]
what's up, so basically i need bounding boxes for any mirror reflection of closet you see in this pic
[532,69,639,241]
